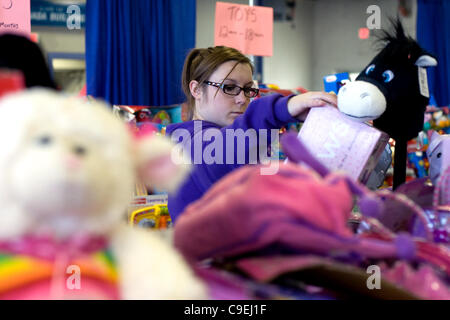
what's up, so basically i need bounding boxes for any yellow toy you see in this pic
[129,205,172,229]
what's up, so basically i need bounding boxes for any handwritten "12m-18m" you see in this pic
[218,26,263,41]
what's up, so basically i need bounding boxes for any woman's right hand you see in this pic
[287,91,338,121]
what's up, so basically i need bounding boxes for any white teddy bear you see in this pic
[0,89,206,300]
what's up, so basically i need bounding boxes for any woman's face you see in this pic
[193,60,254,127]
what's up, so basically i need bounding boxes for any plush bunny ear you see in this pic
[133,127,190,193]
[430,130,441,142]
[415,54,437,67]
[427,131,443,157]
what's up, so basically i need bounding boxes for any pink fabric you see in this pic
[174,162,400,261]
[173,162,450,298]
[380,262,450,300]
[1,279,120,300]
[236,255,338,282]
[0,234,108,261]
[130,122,157,140]
[0,234,120,300]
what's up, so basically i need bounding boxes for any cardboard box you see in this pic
[297,106,389,183]
[323,72,350,95]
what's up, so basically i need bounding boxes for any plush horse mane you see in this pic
[374,18,426,66]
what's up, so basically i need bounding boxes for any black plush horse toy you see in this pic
[338,19,437,189]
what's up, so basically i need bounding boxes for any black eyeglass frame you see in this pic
[203,81,259,98]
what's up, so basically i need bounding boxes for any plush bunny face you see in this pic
[427,131,449,185]
[0,90,136,238]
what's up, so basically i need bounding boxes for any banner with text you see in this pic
[0,0,31,36]
[31,0,86,28]
[214,2,273,57]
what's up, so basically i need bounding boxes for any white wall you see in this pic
[32,26,85,55]
[262,0,313,90]
[196,0,417,91]
[196,0,314,90]
[310,0,417,90]
[196,0,249,47]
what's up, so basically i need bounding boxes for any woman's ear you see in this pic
[189,80,202,100]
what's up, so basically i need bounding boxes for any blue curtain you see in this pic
[86,0,196,106]
[417,0,450,107]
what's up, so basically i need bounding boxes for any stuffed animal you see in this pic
[427,131,449,184]
[338,19,437,189]
[0,89,206,300]
[427,131,450,206]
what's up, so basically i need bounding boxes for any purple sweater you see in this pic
[166,94,296,222]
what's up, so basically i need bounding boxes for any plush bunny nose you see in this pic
[337,81,387,122]
[66,154,82,169]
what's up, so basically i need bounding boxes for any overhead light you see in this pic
[358,27,370,40]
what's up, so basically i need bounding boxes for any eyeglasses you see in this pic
[203,81,259,98]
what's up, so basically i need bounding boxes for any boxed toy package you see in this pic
[297,106,389,183]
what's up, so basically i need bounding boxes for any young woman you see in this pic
[166,46,336,222]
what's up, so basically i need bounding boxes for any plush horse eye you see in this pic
[437,152,442,159]
[382,70,394,83]
[365,64,375,75]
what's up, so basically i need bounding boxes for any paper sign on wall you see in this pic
[214,2,273,57]
[0,0,31,36]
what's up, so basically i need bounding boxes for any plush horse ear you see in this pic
[415,54,437,67]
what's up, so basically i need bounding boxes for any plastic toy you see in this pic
[0,89,205,300]
[427,131,450,186]
[408,151,429,178]
[129,204,171,229]
[152,110,171,125]
[0,69,25,99]
[338,19,438,189]
[323,72,350,95]
[366,143,393,190]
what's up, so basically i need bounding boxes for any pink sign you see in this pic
[0,0,31,36]
[214,2,273,57]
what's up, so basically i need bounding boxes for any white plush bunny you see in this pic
[427,131,449,185]
[0,89,206,300]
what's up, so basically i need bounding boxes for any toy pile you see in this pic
[172,19,450,300]
[173,132,449,300]
[112,104,186,229]
[406,105,450,181]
